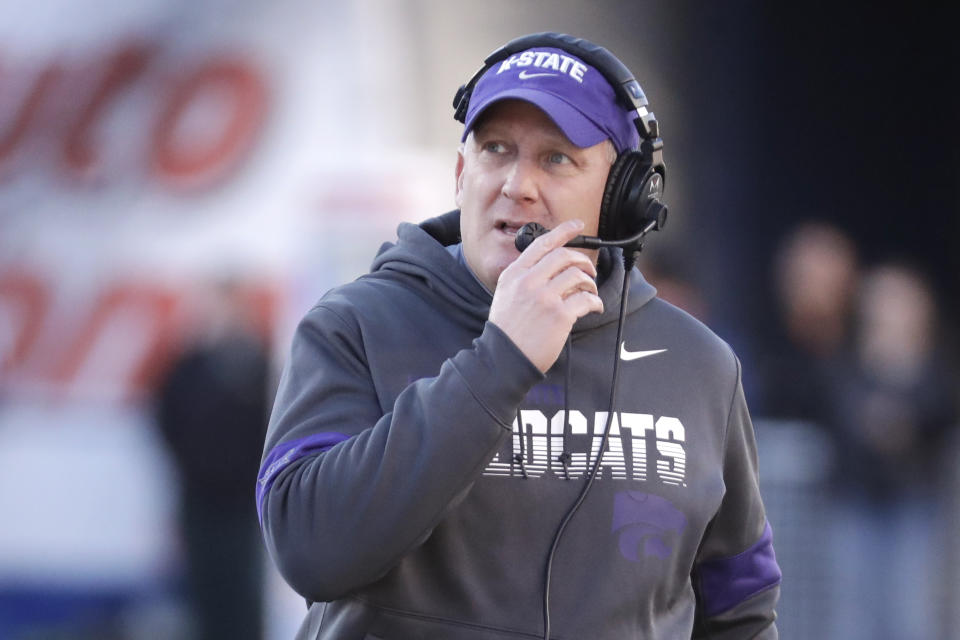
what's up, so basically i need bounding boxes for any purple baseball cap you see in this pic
[461,47,640,153]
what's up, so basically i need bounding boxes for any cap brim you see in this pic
[461,88,609,149]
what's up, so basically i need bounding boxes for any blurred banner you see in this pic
[0,1,451,637]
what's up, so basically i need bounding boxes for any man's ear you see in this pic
[454,146,465,208]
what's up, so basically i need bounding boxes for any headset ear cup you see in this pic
[599,152,631,240]
[599,151,646,240]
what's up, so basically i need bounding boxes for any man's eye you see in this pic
[548,152,572,164]
[483,141,506,153]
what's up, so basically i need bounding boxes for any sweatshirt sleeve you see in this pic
[257,303,542,603]
[691,358,782,639]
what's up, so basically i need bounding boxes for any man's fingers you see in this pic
[489,218,605,373]
[531,246,598,281]
[549,265,599,300]
[564,289,605,319]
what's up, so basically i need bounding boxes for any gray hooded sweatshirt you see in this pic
[258,210,780,639]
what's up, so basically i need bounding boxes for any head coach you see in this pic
[257,32,781,639]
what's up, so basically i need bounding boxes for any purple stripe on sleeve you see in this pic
[256,432,349,523]
[696,521,782,617]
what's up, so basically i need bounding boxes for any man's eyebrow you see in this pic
[471,119,498,137]
[477,123,572,147]
[470,117,581,153]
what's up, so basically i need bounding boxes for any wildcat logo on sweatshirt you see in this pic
[612,491,688,561]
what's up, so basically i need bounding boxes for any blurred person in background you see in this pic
[829,262,958,640]
[753,221,859,435]
[156,278,272,640]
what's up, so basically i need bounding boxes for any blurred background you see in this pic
[0,1,956,638]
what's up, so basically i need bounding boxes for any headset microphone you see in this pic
[514,203,667,254]
[514,223,604,251]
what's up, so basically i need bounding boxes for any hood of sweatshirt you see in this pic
[369,210,658,334]
[262,209,781,639]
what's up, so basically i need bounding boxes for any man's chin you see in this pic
[476,257,514,292]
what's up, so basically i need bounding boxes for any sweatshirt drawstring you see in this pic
[558,336,573,481]
[514,408,529,479]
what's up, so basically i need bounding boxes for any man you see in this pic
[258,33,780,639]
[158,279,270,640]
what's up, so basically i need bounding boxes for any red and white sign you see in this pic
[0,6,453,636]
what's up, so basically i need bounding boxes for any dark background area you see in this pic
[665,4,957,359]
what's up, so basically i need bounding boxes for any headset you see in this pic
[453,32,668,251]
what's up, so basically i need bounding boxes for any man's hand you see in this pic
[489,219,604,373]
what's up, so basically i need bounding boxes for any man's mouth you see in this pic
[497,221,522,236]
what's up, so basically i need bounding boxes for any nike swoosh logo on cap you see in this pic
[620,343,668,361]
[518,70,558,80]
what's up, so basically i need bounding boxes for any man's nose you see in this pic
[501,159,538,203]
